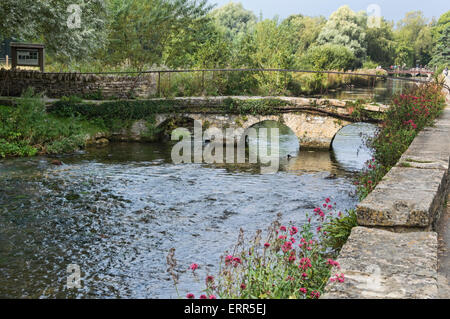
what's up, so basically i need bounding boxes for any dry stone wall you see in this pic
[0,69,157,99]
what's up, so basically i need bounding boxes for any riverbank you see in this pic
[323,78,450,298]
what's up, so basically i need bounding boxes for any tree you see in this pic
[430,11,450,67]
[365,20,396,67]
[0,0,107,64]
[280,15,327,57]
[210,2,257,43]
[316,6,367,60]
[395,11,429,66]
[104,0,212,69]
[300,44,356,71]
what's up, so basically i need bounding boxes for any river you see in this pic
[0,79,411,298]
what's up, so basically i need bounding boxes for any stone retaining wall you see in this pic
[323,78,450,299]
[0,69,157,99]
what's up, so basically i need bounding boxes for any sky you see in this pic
[210,0,449,23]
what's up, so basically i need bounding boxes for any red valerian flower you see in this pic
[189,263,199,271]
[186,293,195,299]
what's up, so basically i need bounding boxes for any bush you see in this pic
[170,199,354,299]
[357,82,446,199]
[301,44,357,71]
[0,89,86,157]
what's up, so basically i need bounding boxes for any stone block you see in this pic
[357,167,447,228]
[322,227,438,299]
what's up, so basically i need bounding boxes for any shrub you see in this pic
[170,199,354,299]
[300,44,357,71]
[0,89,86,157]
[357,82,446,199]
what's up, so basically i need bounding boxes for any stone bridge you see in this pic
[122,96,387,149]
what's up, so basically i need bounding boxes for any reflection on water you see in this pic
[322,78,417,103]
[0,120,377,299]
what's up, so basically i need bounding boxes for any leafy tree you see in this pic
[316,6,367,60]
[0,0,107,64]
[395,11,430,66]
[280,14,327,57]
[210,2,257,43]
[365,20,396,67]
[300,44,356,71]
[430,11,450,67]
[104,0,212,69]
[414,26,434,66]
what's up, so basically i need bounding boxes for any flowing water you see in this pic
[322,78,417,103]
[0,123,376,298]
[0,80,410,298]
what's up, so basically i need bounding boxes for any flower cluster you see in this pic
[180,198,352,300]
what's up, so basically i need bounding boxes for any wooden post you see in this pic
[5,55,8,68]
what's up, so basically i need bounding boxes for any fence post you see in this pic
[202,70,205,95]
[5,55,8,68]
[158,71,161,97]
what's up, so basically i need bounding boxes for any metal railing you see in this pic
[2,67,434,98]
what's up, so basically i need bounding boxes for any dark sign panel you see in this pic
[11,43,45,72]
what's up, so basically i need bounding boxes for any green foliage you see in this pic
[210,2,257,43]
[0,89,86,157]
[430,11,450,68]
[177,200,353,299]
[0,0,107,64]
[395,11,433,67]
[301,44,357,71]
[222,98,287,115]
[316,6,367,60]
[322,209,358,251]
[365,20,396,67]
[103,0,212,70]
[357,83,446,199]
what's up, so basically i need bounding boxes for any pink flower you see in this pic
[206,275,214,285]
[299,288,307,294]
[200,295,207,299]
[299,257,312,270]
[281,241,293,253]
[264,243,270,248]
[186,293,195,299]
[327,259,340,269]
[240,283,246,290]
[189,263,199,271]
[280,226,287,232]
[225,255,233,265]
[290,226,298,236]
[325,198,330,203]
[311,291,320,299]
[209,295,217,299]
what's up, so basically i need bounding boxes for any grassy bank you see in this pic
[0,90,103,158]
